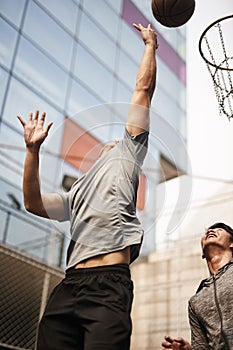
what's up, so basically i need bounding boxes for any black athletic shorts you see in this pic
[36,263,134,350]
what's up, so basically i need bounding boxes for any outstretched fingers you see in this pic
[133,23,143,31]
[33,110,39,124]
[133,23,153,31]
[38,111,53,133]
[39,111,46,126]
[17,110,53,132]
[44,121,53,134]
[133,23,158,49]
[162,335,174,349]
[17,115,26,127]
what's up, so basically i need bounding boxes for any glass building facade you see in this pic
[0,0,187,268]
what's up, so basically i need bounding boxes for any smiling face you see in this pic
[201,227,233,257]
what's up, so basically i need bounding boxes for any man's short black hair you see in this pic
[208,222,233,238]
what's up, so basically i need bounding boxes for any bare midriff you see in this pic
[74,246,130,268]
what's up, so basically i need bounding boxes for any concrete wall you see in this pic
[131,243,208,350]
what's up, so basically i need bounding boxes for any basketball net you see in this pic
[199,14,233,120]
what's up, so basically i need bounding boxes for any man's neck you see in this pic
[206,252,232,276]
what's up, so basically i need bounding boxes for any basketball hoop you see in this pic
[199,14,233,120]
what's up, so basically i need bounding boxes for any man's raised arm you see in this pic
[126,23,158,136]
[18,110,68,221]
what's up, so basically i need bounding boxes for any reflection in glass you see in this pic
[118,49,138,89]
[74,43,114,102]
[104,0,123,14]
[82,0,119,40]
[36,0,79,34]
[23,1,73,69]
[67,77,101,116]
[0,0,25,27]
[120,21,142,64]
[3,77,63,134]
[113,79,132,103]
[79,12,116,72]
[0,123,25,189]
[14,36,68,108]
[0,68,8,108]
[0,18,17,69]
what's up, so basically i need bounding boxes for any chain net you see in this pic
[199,15,233,120]
[0,244,64,350]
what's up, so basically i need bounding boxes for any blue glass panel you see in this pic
[113,79,132,103]
[36,0,79,34]
[79,12,116,72]
[0,18,18,69]
[67,78,102,116]
[104,0,123,14]
[74,44,114,102]
[23,1,73,69]
[157,57,186,111]
[0,68,8,108]
[118,49,138,89]
[2,77,65,188]
[3,77,63,134]
[82,0,119,40]
[0,0,25,27]
[14,36,68,107]
[120,21,142,64]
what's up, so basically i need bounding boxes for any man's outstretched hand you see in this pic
[133,23,159,49]
[17,110,53,151]
[162,335,192,350]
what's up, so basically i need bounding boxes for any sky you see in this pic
[186,0,233,181]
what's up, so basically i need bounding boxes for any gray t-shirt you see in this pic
[61,129,149,269]
[188,259,233,350]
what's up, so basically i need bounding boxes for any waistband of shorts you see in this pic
[65,263,130,278]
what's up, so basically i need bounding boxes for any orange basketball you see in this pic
[151,0,195,27]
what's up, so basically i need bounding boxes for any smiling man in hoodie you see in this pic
[162,222,233,350]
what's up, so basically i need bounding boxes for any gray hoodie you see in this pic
[188,259,233,349]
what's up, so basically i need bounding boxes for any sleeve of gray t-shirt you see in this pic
[123,128,149,166]
[57,191,70,222]
[188,300,210,349]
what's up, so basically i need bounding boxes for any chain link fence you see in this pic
[0,244,64,350]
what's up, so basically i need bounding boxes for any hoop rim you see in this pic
[199,14,233,71]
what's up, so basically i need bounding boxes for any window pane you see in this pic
[36,0,79,34]
[0,68,8,108]
[118,50,138,89]
[151,87,183,132]
[0,18,18,69]
[23,1,73,69]
[74,44,114,102]
[104,0,123,14]
[79,12,116,72]
[2,78,65,191]
[113,79,132,103]
[14,36,68,107]
[157,57,186,110]
[120,21,142,64]
[0,124,24,189]
[67,78,102,116]
[3,77,64,134]
[153,21,186,61]
[82,0,119,40]
[0,0,25,27]
[68,84,115,140]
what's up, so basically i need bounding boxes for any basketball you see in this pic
[151,0,195,28]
